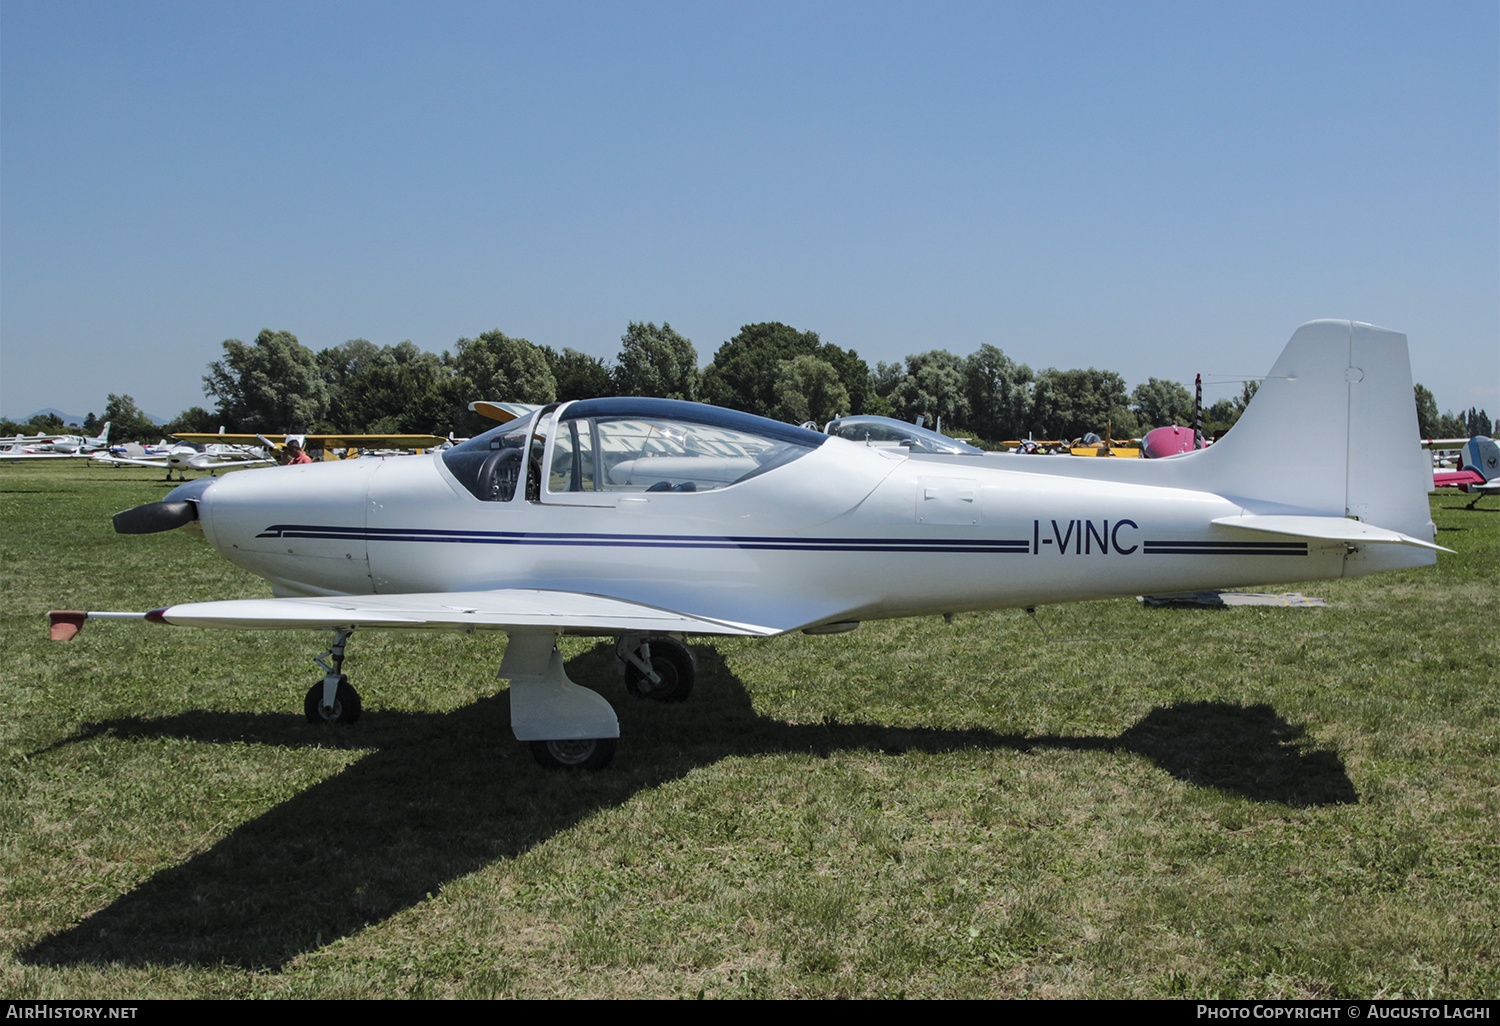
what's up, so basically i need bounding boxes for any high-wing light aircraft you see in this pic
[1431,436,1498,508]
[50,321,1444,770]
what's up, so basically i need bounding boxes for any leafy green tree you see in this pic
[1202,398,1240,438]
[0,414,63,435]
[319,339,450,433]
[1413,384,1441,438]
[815,343,872,417]
[102,394,158,443]
[1193,380,1261,439]
[886,350,971,430]
[1434,411,1467,438]
[1028,367,1132,440]
[702,323,867,417]
[448,330,556,436]
[82,413,101,435]
[366,343,449,434]
[1131,377,1193,430]
[544,347,614,401]
[319,339,384,428]
[161,406,218,436]
[614,322,698,400]
[867,360,906,418]
[770,355,850,425]
[966,345,1034,441]
[1234,380,1260,415]
[204,329,330,432]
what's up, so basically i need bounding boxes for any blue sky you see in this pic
[2,1,1495,424]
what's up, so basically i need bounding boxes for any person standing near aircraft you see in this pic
[283,439,313,465]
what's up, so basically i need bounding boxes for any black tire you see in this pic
[529,737,617,771]
[304,676,362,724]
[624,637,696,702]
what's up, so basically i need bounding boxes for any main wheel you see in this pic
[529,737,617,771]
[304,676,362,724]
[624,638,696,702]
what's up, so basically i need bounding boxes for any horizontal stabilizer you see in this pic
[104,589,785,636]
[1211,515,1451,552]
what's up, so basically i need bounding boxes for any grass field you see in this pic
[2,459,1496,998]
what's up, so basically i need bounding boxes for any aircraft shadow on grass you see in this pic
[22,644,1355,971]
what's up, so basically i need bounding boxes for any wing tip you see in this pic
[47,611,85,641]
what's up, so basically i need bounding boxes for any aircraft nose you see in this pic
[191,459,380,593]
[112,478,216,534]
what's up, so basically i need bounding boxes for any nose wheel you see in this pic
[305,675,362,724]
[305,628,361,724]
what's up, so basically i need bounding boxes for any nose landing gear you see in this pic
[305,628,361,724]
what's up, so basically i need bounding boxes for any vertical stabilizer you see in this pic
[1344,323,1434,540]
[1195,320,1435,550]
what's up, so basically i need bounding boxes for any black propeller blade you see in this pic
[113,499,199,535]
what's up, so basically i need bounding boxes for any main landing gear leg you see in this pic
[305,627,362,724]
[503,632,619,770]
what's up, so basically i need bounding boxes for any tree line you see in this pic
[6,322,1490,446]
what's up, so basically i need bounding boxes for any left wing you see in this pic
[50,589,785,640]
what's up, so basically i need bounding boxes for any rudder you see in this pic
[1195,320,1435,548]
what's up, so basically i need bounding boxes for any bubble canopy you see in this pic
[444,398,829,501]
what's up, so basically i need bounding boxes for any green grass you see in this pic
[2,460,1496,998]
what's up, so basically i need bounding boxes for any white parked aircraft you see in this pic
[2,431,68,450]
[93,441,274,479]
[823,415,986,454]
[51,321,1444,770]
[2,422,111,459]
[1431,436,1499,509]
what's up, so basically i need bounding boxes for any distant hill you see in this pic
[22,408,87,426]
[11,407,167,427]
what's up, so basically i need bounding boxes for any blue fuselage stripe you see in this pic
[254,524,1306,556]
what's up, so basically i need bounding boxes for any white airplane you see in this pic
[2,423,112,459]
[823,415,987,455]
[50,321,1444,770]
[1432,436,1499,509]
[2,430,68,449]
[93,441,275,479]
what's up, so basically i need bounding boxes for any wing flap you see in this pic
[147,589,783,636]
[1211,514,1451,552]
